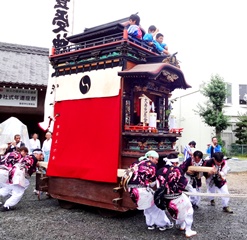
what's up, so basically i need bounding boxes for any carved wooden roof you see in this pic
[118,63,191,91]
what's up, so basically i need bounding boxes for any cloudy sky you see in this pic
[1,0,246,93]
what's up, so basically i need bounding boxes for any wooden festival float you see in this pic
[39,16,191,213]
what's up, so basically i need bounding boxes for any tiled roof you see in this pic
[0,42,49,87]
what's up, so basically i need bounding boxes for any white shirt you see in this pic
[42,139,52,152]
[29,138,41,150]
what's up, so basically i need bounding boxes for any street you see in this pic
[0,172,247,240]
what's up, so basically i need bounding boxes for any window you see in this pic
[239,84,247,105]
[225,83,232,104]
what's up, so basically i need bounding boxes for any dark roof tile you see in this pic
[0,42,49,87]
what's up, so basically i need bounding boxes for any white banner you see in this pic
[139,94,151,124]
[0,87,37,107]
[55,67,121,101]
[39,0,73,131]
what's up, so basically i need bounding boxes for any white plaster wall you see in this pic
[224,81,247,116]
[170,89,215,154]
[170,80,247,155]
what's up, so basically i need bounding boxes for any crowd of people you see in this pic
[125,136,233,238]
[0,131,232,238]
[2,132,52,158]
[0,131,52,211]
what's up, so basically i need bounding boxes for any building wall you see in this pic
[0,42,49,143]
[170,90,214,154]
[171,80,247,155]
[0,85,47,142]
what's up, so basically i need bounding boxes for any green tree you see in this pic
[196,74,230,137]
[233,114,247,144]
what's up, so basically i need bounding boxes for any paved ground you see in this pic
[227,158,247,172]
[0,159,247,240]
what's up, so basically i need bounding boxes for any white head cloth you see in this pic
[32,149,43,154]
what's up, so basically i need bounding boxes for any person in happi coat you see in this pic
[180,150,205,209]
[0,148,43,211]
[155,153,197,238]
[127,150,173,231]
[204,152,233,213]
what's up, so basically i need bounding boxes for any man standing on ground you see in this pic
[29,133,41,153]
[183,141,196,161]
[206,137,222,158]
[42,132,52,162]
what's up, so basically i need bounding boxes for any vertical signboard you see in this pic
[39,0,72,131]
[52,0,71,49]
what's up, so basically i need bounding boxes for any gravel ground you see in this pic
[0,161,247,240]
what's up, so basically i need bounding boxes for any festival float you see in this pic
[38,15,191,213]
